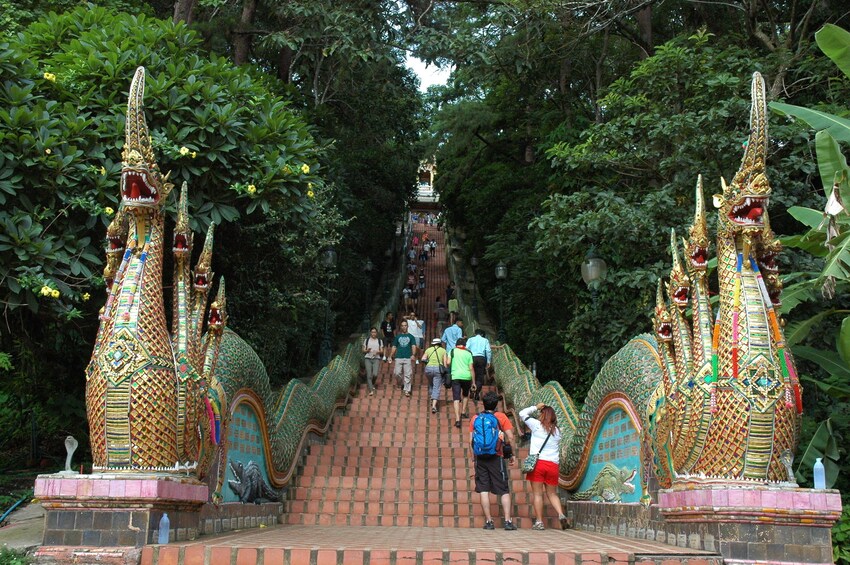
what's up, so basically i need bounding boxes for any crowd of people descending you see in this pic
[361,215,571,532]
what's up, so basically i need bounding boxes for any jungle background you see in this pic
[1,0,849,540]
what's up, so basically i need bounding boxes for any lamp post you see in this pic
[470,255,479,319]
[361,258,374,332]
[318,247,338,366]
[495,261,508,343]
[580,246,607,377]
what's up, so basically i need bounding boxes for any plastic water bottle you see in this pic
[157,513,170,544]
[813,458,826,489]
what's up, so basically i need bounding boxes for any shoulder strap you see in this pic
[536,433,552,455]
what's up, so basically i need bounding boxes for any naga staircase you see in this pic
[140,220,719,565]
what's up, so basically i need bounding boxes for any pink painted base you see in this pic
[658,484,841,527]
[35,473,208,510]
[34,545,142,565]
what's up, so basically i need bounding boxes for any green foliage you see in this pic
[0,547,32,565]
[836,505,850,565]
[795,419,839,487]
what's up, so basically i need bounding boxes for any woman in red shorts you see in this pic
[519,403,569,530]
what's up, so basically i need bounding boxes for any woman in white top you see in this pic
[519,403,569,530]
[362,328,383,396]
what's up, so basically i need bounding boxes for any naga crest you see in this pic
[121,68,170,210]
[667,229,690,308]
[654,280,672,343]
[714,72,770,234]
[686,176,709,273]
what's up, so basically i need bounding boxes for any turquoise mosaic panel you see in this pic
[577,408,643,503]
[223,402,270,503]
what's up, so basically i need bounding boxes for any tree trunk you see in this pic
[635,5,653,58]
[172,0,196,23]
[594,29,610,124]
[278,46,294,83]
[233,0,258,66]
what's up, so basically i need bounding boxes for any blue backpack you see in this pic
[472,412,500,456]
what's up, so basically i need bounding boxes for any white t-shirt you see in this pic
[519,406,561,464]
[408,318,424,340]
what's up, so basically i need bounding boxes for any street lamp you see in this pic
[495,261,508,343]
[361,258,374,331]
[318,247,338,366]
[581,246,607,377]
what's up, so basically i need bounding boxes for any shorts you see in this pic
[475,455,509,495]
[451,379,472,401]
[526,459,559,486]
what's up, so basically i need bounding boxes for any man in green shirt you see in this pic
[445,336,474,428]
[389,320,419,397]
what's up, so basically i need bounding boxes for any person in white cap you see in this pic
[421,337,448,414]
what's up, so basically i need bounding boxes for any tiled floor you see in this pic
[169,523,709,555]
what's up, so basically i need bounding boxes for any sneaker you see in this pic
[454,420,461,429]
[431,406,437,414]
[383,356,387,362]
[405,391,411,397]
[461,413,469,419]
[504,520,517,531]
[532,521,545,531]
[559,514,570,530]
[369,391,374,396]
[483,520,495,530]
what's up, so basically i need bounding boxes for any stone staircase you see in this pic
[139,219,722,565]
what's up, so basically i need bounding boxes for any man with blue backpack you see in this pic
[469,391,517,530]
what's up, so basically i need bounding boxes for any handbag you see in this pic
[442,349,453,388]
[521,433,552,473]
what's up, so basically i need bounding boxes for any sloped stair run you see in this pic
[141,220,721,565]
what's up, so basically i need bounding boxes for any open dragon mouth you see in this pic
[106,235,125,254]
[690,247,707,269]
[208,305,222,331]
[768,288,782,307]
[173,233,189,255]
[121,169,159,207]
[760,254,778,273]
[194,272,209,291]
[729,196,767,227]
[656,322,672,341]
[672,286,689,306]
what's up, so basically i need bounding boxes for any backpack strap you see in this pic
[535,433,552,455]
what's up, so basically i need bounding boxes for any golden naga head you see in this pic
[207,279,227,335]
[714,72,770,234]
[120,67,171,211]
[654,279,673,343]
[193,223,215,292]
[686,175,710,273]
[103,208,128,288]
[173,182,192,259]
[667,229,690,308]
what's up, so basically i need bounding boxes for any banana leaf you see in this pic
[793,345,850,381]
[770,102,850,144]
[815,130,850,204]
[816,24,850,81]
[795,419,840,488]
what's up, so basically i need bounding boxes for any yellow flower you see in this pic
[282,165,292,175]
[45,148,52,155]
[99,166,106,176]
[51,289,60,298]
[179,146,190,156]
[308,182,314,189]
[40,285,52,296]
[301,164,310,174]
[104,207,114,216]
[82,293,91,302]
[246,184,257,195]
[307,190,315,199]
[191,151,197,158]
[43,72,56,82]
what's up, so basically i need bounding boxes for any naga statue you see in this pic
[85,67,358,501]
[494,72,801,502]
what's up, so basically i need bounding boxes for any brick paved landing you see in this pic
[142,524,720,565]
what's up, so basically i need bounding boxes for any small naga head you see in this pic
[173,183,192,259]
[193,223,215,292]
[654,280,673,343]
[686,175,710,273]
[120,67,171,212]
[714,72,770,235]
[757,213,782,275]
[667,229,690,308]
[765,272,783,307]
[207,279,227,335]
